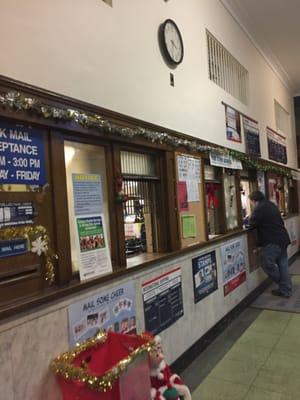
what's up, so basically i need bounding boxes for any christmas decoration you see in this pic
[51,331,155,400]
[0,90,292,177]
[0,225,57,283]
[146,334,191,400]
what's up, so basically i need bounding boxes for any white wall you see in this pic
[0,0,297,167]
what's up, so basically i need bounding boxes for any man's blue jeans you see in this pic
[261,244,292,296]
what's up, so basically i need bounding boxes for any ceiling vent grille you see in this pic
[206,30,249,105]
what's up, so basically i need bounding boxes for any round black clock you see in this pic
[160,19,184,66]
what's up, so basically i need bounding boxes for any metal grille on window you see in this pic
[206,30,249,105]
[121,151,159,258]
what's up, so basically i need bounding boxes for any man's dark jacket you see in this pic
[249,200,291,248]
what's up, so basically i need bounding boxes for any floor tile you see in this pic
[192,376,248,400]
[236,329,280,349]
[244,386,294,400]
[222,342,272,367]
[208,358,260,386]
[275,335,300,354]
[253,368,300,395]
[264,350,300,374]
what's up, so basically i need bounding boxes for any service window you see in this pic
[223,169,239,230]
[204,165,225,238]
[120,150,162,267]
[0,120,55,304]
[240,170,258,223]
[267,173,285,213]
[64,141,112,278]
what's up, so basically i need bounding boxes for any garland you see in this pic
[0,90,291,177]
[0,225,57,283]
[50,331,156,392]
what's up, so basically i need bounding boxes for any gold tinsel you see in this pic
[0,225,57,283]
[50,331,156,392]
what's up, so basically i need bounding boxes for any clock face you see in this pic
[161,19,184,65]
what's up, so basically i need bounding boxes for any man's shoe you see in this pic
[271,289,291,298]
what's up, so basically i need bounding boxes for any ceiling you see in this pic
[221,0,300,95]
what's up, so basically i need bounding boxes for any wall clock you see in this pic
[160,19,184,66]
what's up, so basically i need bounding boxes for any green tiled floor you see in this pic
[192,310,300,400]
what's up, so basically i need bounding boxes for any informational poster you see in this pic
[225,105,241,143]
[192,251,218,303]
[177,181,188,211]
[142,267,184,335]
[267,127,287,164]
[177,155,201,183]
[0,238,28,258]
[221,237,247,296]
[0,202,34,228]
[209,151,242,170]
[0,121,46,185]
[182,215,196,238]
[243,116,261,157]
[68,282,136,347]
[72,173,112,281]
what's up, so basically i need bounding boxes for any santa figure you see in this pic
[147,335,191,400]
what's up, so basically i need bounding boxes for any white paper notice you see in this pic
[186,180,200,202]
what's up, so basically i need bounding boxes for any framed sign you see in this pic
[267,127,287,164]
[225,105,241,143]
[243,116,261,157]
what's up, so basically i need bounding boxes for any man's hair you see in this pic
[249,191,265,202]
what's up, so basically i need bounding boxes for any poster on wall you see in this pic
[0,121,46,185]
[225,105,241,143]
[192,251,218,303]
[68,282,136,347]
[243,116,261,157]
[72,173,112,281]
[286,218,299,253]
[177,155,201,203]
[142,267,184,335]
[267,127,287,164]
[221,237,247,296]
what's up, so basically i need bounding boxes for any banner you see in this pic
[225,105,241,143]
[267,127,287,164]
[209,151,242,170]
[0,121,46,185]
[192,251,218,303]
[243,116,261,157]
[221,237,247,296]
[68,281,136,347]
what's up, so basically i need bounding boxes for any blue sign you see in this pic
[0,239,28,258]
[0,121,46,185]
[192,251,218,303]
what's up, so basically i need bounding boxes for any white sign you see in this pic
[209,151,242,170]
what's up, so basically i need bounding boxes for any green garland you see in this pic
[0,90,292,177]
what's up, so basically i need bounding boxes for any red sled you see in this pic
[51,331,154,400]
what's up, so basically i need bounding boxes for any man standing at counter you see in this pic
[248,191,292,298]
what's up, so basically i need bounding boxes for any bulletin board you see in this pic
[175,153,206,248]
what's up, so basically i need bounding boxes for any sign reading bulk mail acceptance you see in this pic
[0,121,46,185]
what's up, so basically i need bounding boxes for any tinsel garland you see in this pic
[50,331,156,392]
[0,225,57,283]
[0,90,292,177]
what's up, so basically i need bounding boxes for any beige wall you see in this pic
[0,0,297,167]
